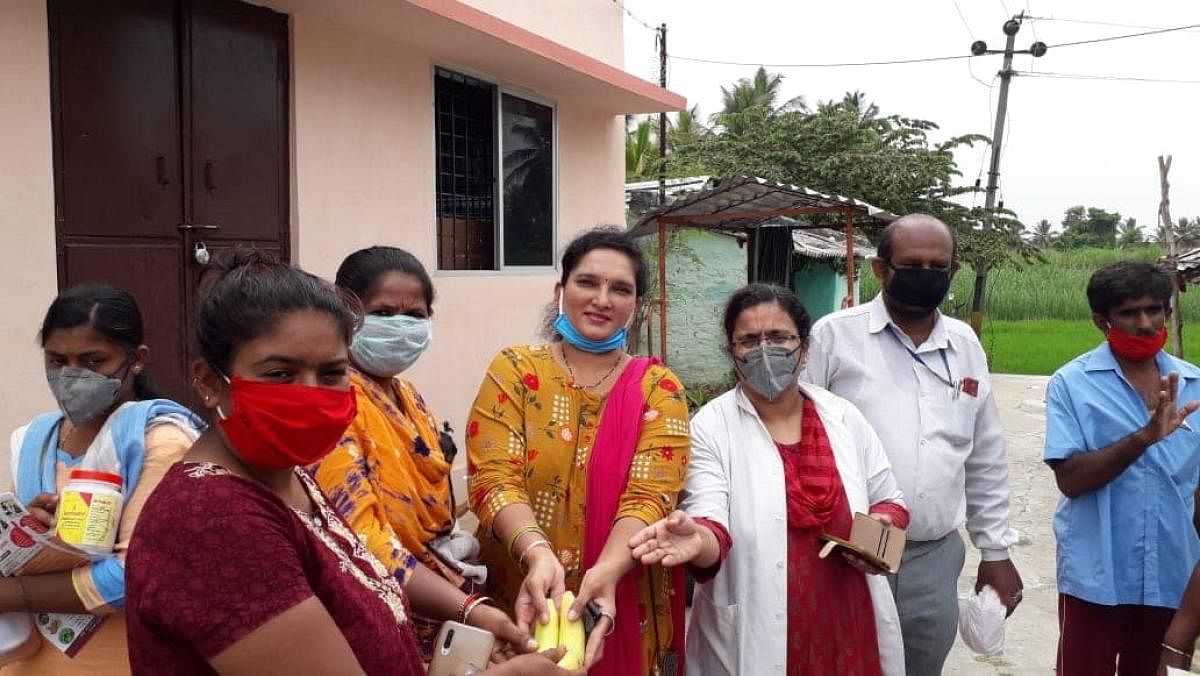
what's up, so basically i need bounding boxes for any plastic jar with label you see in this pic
[55,470,124,557]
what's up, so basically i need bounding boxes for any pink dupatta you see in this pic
[583,356,685,675]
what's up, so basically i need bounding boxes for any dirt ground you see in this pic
[945,374,1060,675]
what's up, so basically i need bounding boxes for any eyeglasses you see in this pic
[730,333,803,351]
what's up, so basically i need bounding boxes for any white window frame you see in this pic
[431,65,559,275]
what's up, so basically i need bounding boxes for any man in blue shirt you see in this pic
[1045,261,1200,676]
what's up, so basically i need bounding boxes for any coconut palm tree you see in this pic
[1116,217,1143,248]
[625,118,659,180]
[1031,219,1055,249]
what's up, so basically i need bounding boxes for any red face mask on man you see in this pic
[216,376,357,470]
[1106,326,1168,363]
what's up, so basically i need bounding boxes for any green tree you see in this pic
[625,118,660,181]
[669,90,1029,271]
[1029,219,1055,249]
[1055,206,1120,249]
[1117,217,1144,248]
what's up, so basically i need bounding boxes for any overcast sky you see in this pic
[622,0,1200,235]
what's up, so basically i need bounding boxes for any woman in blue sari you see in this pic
[0,285,203,674]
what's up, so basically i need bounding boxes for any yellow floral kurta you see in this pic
[467,345,690,673]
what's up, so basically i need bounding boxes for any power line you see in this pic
[1027,15,1200,33]
[611,0,655,32]
[950,0,997,88]
[669,52,973,68]
[1048,23,1200,49]
[1018,70,1200,84]
[668,22,1200,69]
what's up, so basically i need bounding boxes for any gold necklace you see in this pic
[560,344,623,389]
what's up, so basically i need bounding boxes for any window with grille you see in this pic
[435,68,555,271]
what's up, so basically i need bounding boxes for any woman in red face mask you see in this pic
[123,252,573,676]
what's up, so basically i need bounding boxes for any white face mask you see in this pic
[349,314,432,378]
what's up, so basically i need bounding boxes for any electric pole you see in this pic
[658,23,668,205]
[967,14,1046,335]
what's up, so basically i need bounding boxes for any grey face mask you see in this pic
[736,345,801,401]
[46,366,125,424]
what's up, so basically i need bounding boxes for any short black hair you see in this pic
[560,226,648,299]
[336,246,434,313]
[39,284,158,399]
[197,250,358,375]
[722,283,812,345]
[1086,260,1174,317]
[877,217,958,264]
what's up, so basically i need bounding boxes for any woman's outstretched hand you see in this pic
[628,510,712,567]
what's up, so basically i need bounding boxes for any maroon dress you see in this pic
[779,399,910,676]
[125,461,424,675]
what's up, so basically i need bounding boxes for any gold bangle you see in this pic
[518,539,552,568]
[506,524,544,559]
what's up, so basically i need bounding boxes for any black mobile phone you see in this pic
[582,600,603,636]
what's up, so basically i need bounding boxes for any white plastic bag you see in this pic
[0,613,40,666]
[958,584,1006,656]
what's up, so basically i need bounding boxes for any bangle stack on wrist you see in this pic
[458,592,493,624]
[506,524,545,559]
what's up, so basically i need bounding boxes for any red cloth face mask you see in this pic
[1107,326,1167,362]
[218,377,357,470]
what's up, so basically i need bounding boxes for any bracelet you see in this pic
[13,578,31,613]
[598,608,617,637]
[457,592,493,624]
[506,524,544,559]
[1162,642,1193,660]
[518,539,552,568]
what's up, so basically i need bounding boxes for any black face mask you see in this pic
[885,265,951,310]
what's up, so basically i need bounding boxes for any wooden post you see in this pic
[1159,155,1183,357]
[657,222,668,362]
[844,210,857,307]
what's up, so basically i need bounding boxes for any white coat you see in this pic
[682,382,906,676]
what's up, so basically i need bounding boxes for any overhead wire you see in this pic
[667,22,1200,68]
[1017,71,1200,84]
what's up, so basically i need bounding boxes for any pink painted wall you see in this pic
[0,0,628,463]
[0,0,61,437]
[290,12,626,443]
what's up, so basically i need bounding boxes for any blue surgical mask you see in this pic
[350,315,432,378]
[553,298,627,354]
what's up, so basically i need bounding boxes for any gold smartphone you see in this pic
[428,621,495,676]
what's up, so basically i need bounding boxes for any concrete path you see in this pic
[945,374,1060,675]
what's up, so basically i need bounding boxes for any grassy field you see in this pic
[979,320,1200,375]
[859,246,1200,375]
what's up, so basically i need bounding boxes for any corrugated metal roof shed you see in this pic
[627,175,896,237]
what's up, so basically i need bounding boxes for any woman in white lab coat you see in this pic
[629,284,908,676]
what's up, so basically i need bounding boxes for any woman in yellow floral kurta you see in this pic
[467,227,691,675]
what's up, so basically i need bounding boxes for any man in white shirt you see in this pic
[800,214,1022,675]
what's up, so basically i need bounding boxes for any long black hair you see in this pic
[335,246,434,313]
[39,284,159,400]
[196,250,358,375]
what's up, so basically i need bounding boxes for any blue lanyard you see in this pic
[885,325,957,392]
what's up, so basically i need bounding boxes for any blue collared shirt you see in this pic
[1045,343,1200,608]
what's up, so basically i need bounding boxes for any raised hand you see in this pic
[1143,372,1200,444]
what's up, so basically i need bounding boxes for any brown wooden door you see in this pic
[49,0,289,405]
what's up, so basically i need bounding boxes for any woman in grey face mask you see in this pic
[0,284,203,674]
[626,283,911,676]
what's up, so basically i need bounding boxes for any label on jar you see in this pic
[55,490,120,549]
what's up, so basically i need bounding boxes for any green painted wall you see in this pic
[637,230,863,394]
[792,262,863,322]
[638,229,743,393]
